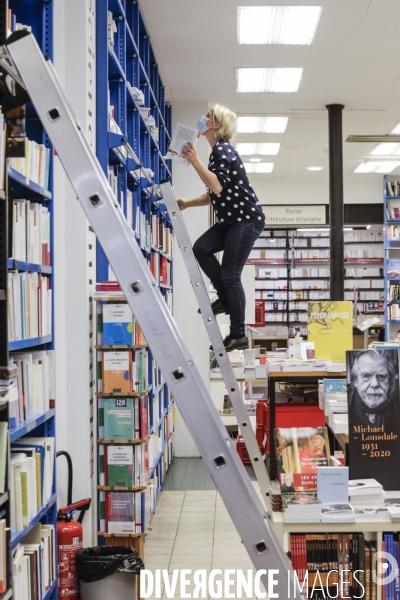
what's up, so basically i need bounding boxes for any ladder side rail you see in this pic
[159,181,271,504]
[4,31,304,598]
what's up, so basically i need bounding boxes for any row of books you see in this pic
[9,350,55,428]
[12,523,55,600]
[388,284,400,301]
[387,180,400,196]
[388,303,400,320]
[248,249,286,262]
[7,272,52,342]
[289,279,329,291]
[289,532,375,600]
[291,249,330,260]
[256,268,288,279]
[9,140,51,191]
[150,214,173,257]
[11,200,51,266]
[10,437,55,533]
[349,290,382,301]
[386,225,400,240]
[254,238,287,248]
[98,350,148,394]
[288,312,308,323]
[96,302,147,346]
[256,290,333,301]
[99,490,147,534]
[290,268,330,278]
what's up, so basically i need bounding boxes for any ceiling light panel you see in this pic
[370,143,400,157]
[237,116,288,133]
[244,162,274,173]
[237,143,280,156]
[237,68,303,93]
[392,123,400,135]
[354,162,400,174]
[238,6,322,45]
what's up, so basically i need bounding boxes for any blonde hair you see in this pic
[211,104,237,140]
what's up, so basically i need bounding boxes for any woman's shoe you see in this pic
[223,334,249,352]
[198,299,230,315]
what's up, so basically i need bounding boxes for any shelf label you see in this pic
[263,204,326,226]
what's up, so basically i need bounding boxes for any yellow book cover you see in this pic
[35,454,41,509]
[307,301,353,361]
[20,471,28,525]
[102,351,132,394]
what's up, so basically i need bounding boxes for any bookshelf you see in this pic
[384,175,400,340]
[94,0,174,560]
[249,227,384,336]
[0,1,58,599]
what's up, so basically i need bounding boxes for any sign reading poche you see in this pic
[263,205,326,225]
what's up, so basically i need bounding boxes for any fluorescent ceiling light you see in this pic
[370,143,400,156]
[238,6,322,45]
[308,166,322,171]
[237,68,303,93]
[343,228,353,231]
[354,162,400,173]
[237,143,280,156]
[249,157,262,163]
[392,123,400,134]
[366,225,371,229]
[244,162,274,173]
[237,116,288,133]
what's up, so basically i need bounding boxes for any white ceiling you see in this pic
[140,0,400,181]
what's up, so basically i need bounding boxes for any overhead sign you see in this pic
[262,204,326,226]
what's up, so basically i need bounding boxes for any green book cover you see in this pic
[104,398,134,440]
[107,446,134,487]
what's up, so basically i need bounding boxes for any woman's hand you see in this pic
[181,142,199,166]
[176,198,188,211]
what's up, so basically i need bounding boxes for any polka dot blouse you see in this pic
[207,139,265,225]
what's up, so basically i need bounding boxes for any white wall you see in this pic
[171,102,211,457]
[54,0,96,546]
[251,172,383,206]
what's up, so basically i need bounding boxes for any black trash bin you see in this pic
[77,546,144,600]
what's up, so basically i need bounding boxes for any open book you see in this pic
[166,122,200,166]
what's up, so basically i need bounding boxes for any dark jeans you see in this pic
[193,220,264,338]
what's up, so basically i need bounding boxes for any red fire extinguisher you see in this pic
[57,451,91,600]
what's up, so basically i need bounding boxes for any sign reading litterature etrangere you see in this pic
[264,205,326,226]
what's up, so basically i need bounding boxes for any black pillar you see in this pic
[326,103,344,301]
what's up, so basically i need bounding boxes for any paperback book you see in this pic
[275,427,330,492]
[103,397,134,440]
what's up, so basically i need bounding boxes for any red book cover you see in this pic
[160,256,167,284]
[165,414,169,439]
[139,395,148,438]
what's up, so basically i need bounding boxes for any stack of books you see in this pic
[321,503,355,523]
[349,479,384,506]
[384,496,400,521]
[283,495,321,523]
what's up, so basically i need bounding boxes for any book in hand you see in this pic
[165,123,201,166]
[320,503,355,523]
[275,427,330,492]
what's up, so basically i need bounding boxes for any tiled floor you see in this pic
[144,460,263,600]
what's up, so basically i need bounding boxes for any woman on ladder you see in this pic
[177,104,265,352]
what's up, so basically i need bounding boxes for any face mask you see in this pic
[197,116,210,135]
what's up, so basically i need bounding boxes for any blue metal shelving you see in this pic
[95,0,174,545]
[5,2,57,598]
[384,175,400,339]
